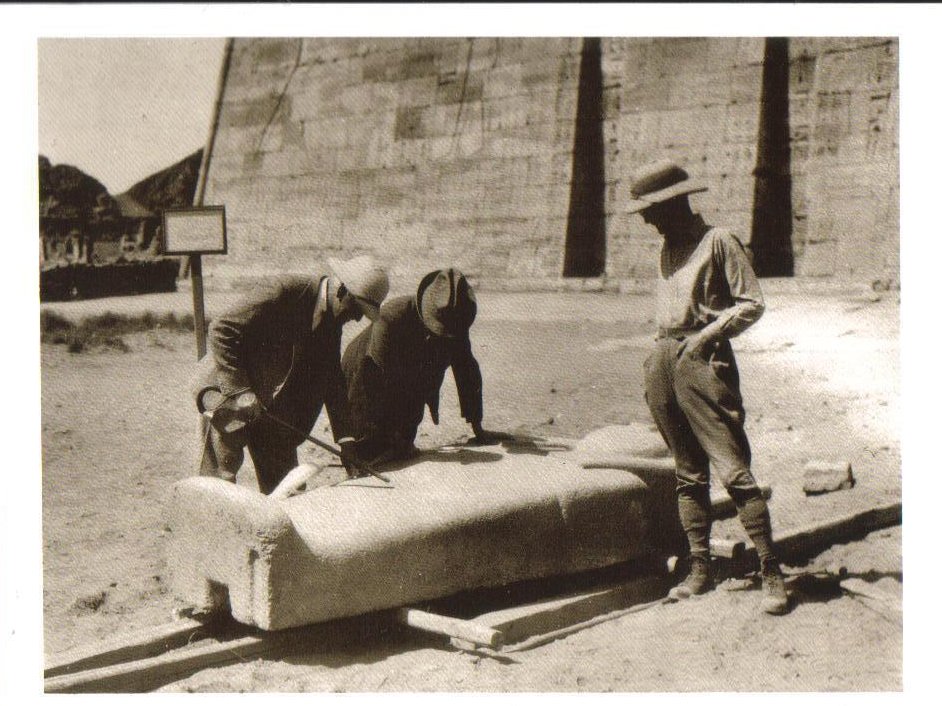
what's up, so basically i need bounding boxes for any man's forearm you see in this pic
[453,354,484,424]
[714,299,765,340]
[207,320,252,392]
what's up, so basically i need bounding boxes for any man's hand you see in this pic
[232,390,263,421]
[201,387,262,434]
[339,440,369,479]
[469,421,514,446]
[677,331,719,361]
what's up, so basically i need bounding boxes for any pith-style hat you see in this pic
[625,159,708,214]
[327,255,390,322]
[417,268,477,338]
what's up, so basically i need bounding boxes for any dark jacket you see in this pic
[341,294,483,452]
[191,275,352,444]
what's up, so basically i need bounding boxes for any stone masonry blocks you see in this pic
[203,37,898,285]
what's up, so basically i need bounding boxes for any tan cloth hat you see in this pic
[327,255,390,322]
[417,268,477,338]
[625,159,708,214]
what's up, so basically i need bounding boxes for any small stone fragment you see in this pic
[803,461,855,495]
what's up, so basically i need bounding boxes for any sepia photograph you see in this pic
[4,2,936,699]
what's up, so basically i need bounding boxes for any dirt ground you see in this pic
[39,281,902,692]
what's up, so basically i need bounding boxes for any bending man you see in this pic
[342,268,504,463]
[192,255,389,494]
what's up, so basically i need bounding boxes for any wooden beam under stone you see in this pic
[398,608,504,650]
[450,572,669,650]
[709,538,746,560]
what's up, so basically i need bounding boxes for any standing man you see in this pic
[341,268,505,464]
[626,159,788,615]
[193,255,389,494]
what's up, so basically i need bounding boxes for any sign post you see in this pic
[162,206,227,360]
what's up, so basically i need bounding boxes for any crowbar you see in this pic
[197,386,389,483]
[257,407,390,484]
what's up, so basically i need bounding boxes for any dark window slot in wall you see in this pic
[563,37,606,278]
[750,37,795,277]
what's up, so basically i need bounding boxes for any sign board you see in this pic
[162,206,227,255]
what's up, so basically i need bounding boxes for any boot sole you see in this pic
[761,599,789,615]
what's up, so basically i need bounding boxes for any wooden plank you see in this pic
[727,501,902,568]
[43,631,291,694]
[775,501,902,561]
[398,608,504,650]
[450,572,668,649]
[582,456,675,472]
[44,616,217,678]
[709,538,746,560]
[503,595,670,653]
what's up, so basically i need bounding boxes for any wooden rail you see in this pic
[44,608,505,693]
[45,616,215,678]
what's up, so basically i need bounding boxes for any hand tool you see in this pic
[197,385,389,483]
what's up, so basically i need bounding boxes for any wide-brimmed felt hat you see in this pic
[417,268,477,338]
[624,159,708,214]
[327,255,389,322]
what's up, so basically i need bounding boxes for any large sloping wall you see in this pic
[203,38,582,286]
[201,37,898,288]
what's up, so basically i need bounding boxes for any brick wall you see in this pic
[202,37,899,288]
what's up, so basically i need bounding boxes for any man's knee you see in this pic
[719,466,761,500]
[675,469,710,495]
[215,446,245,475]
[204,430,245,481]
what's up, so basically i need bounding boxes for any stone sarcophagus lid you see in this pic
[166,428,679,631]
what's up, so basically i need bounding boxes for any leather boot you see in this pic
[760,557,789,615]
[669,554,714,600]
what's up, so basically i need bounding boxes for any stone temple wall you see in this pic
[202,37,582,288]
[601,37,767,280]
[787,38,898,281]
[201,37,898,288]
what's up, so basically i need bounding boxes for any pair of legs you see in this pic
[197,416,300,496]
[643,337,776,563]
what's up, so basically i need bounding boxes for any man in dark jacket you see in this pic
[341,268,502,463]
[193,255,389,494]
